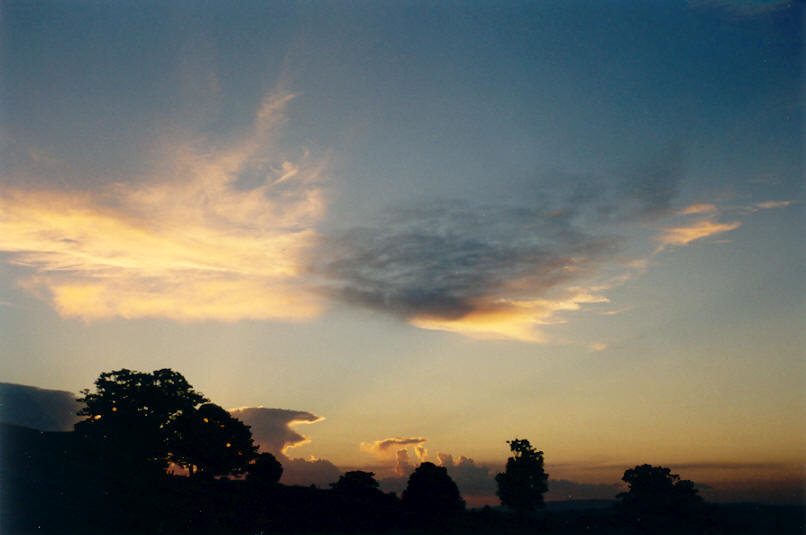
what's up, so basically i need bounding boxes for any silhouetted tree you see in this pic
[402,462,465,521]
[331,470,380,495]
[495,438,548,514]
[75,369,208,473]
[616,464,704,529]
[168,403,257,477]
[247,452,283,486]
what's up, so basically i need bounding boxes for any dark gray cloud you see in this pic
[228,406,341,487]
[437,453,497,497]
[0,383,82,432]
[315,150,684,329]
[318,200,617,320]
[229,406,321,456]
[281,456,342,488]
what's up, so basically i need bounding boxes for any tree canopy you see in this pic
[76,368,208,472]
[616,464,704,527]
[495,438,549,514]
[168,402,257,476]
[247,452,284,486]
[332,470,380,494]
[402,462,465,520]
[75,368,257,478]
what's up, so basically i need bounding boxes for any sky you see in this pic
[0,0,803,505]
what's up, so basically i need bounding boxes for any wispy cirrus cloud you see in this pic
[754,200,793,210]
[0,90,327,322]
[657,219,741,248]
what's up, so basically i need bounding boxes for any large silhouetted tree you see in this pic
[495,438,548,514]
[616,464,704,528]
[75,368,208,472]
[168,402,257,477]
[402,462,464,521]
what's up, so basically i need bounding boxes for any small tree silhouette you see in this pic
[247,452,283,486]
[331,470,380,495]
[402,462,465,521]
[495,438,548,515]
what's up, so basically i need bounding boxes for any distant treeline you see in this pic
[1,369,803,534]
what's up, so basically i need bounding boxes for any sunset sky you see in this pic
[1,1,803,505]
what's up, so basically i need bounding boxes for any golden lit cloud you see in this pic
[409,289,608,343]
[658,219,741,247]
[755,200,792,210]
[0,90,327,321]
[678,203,718,215]
[361,437,431,477]
[360,436,429,456]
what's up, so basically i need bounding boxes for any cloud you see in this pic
[228,406,323,456]
[281,456,342,487]
[394,448,415,477]
[319,199,619,343]
[436,453,497,499]
[0,383,83,432]
[361,436,430,478]
[366,441,499,504]
[360,436,429,455]
[657,219,741,247]
[678,203,718,215]
[0,90,327,322]
[313,148,700,343]
[755,200,793,210]
[229,406,340,487]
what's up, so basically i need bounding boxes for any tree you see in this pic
[75,369,208,473]
[331,470,380,495]
[402,462,465,521]
[247,452,283,486]
[616,464,704,528]
[495,438,548,514]
[168,403,258,477]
